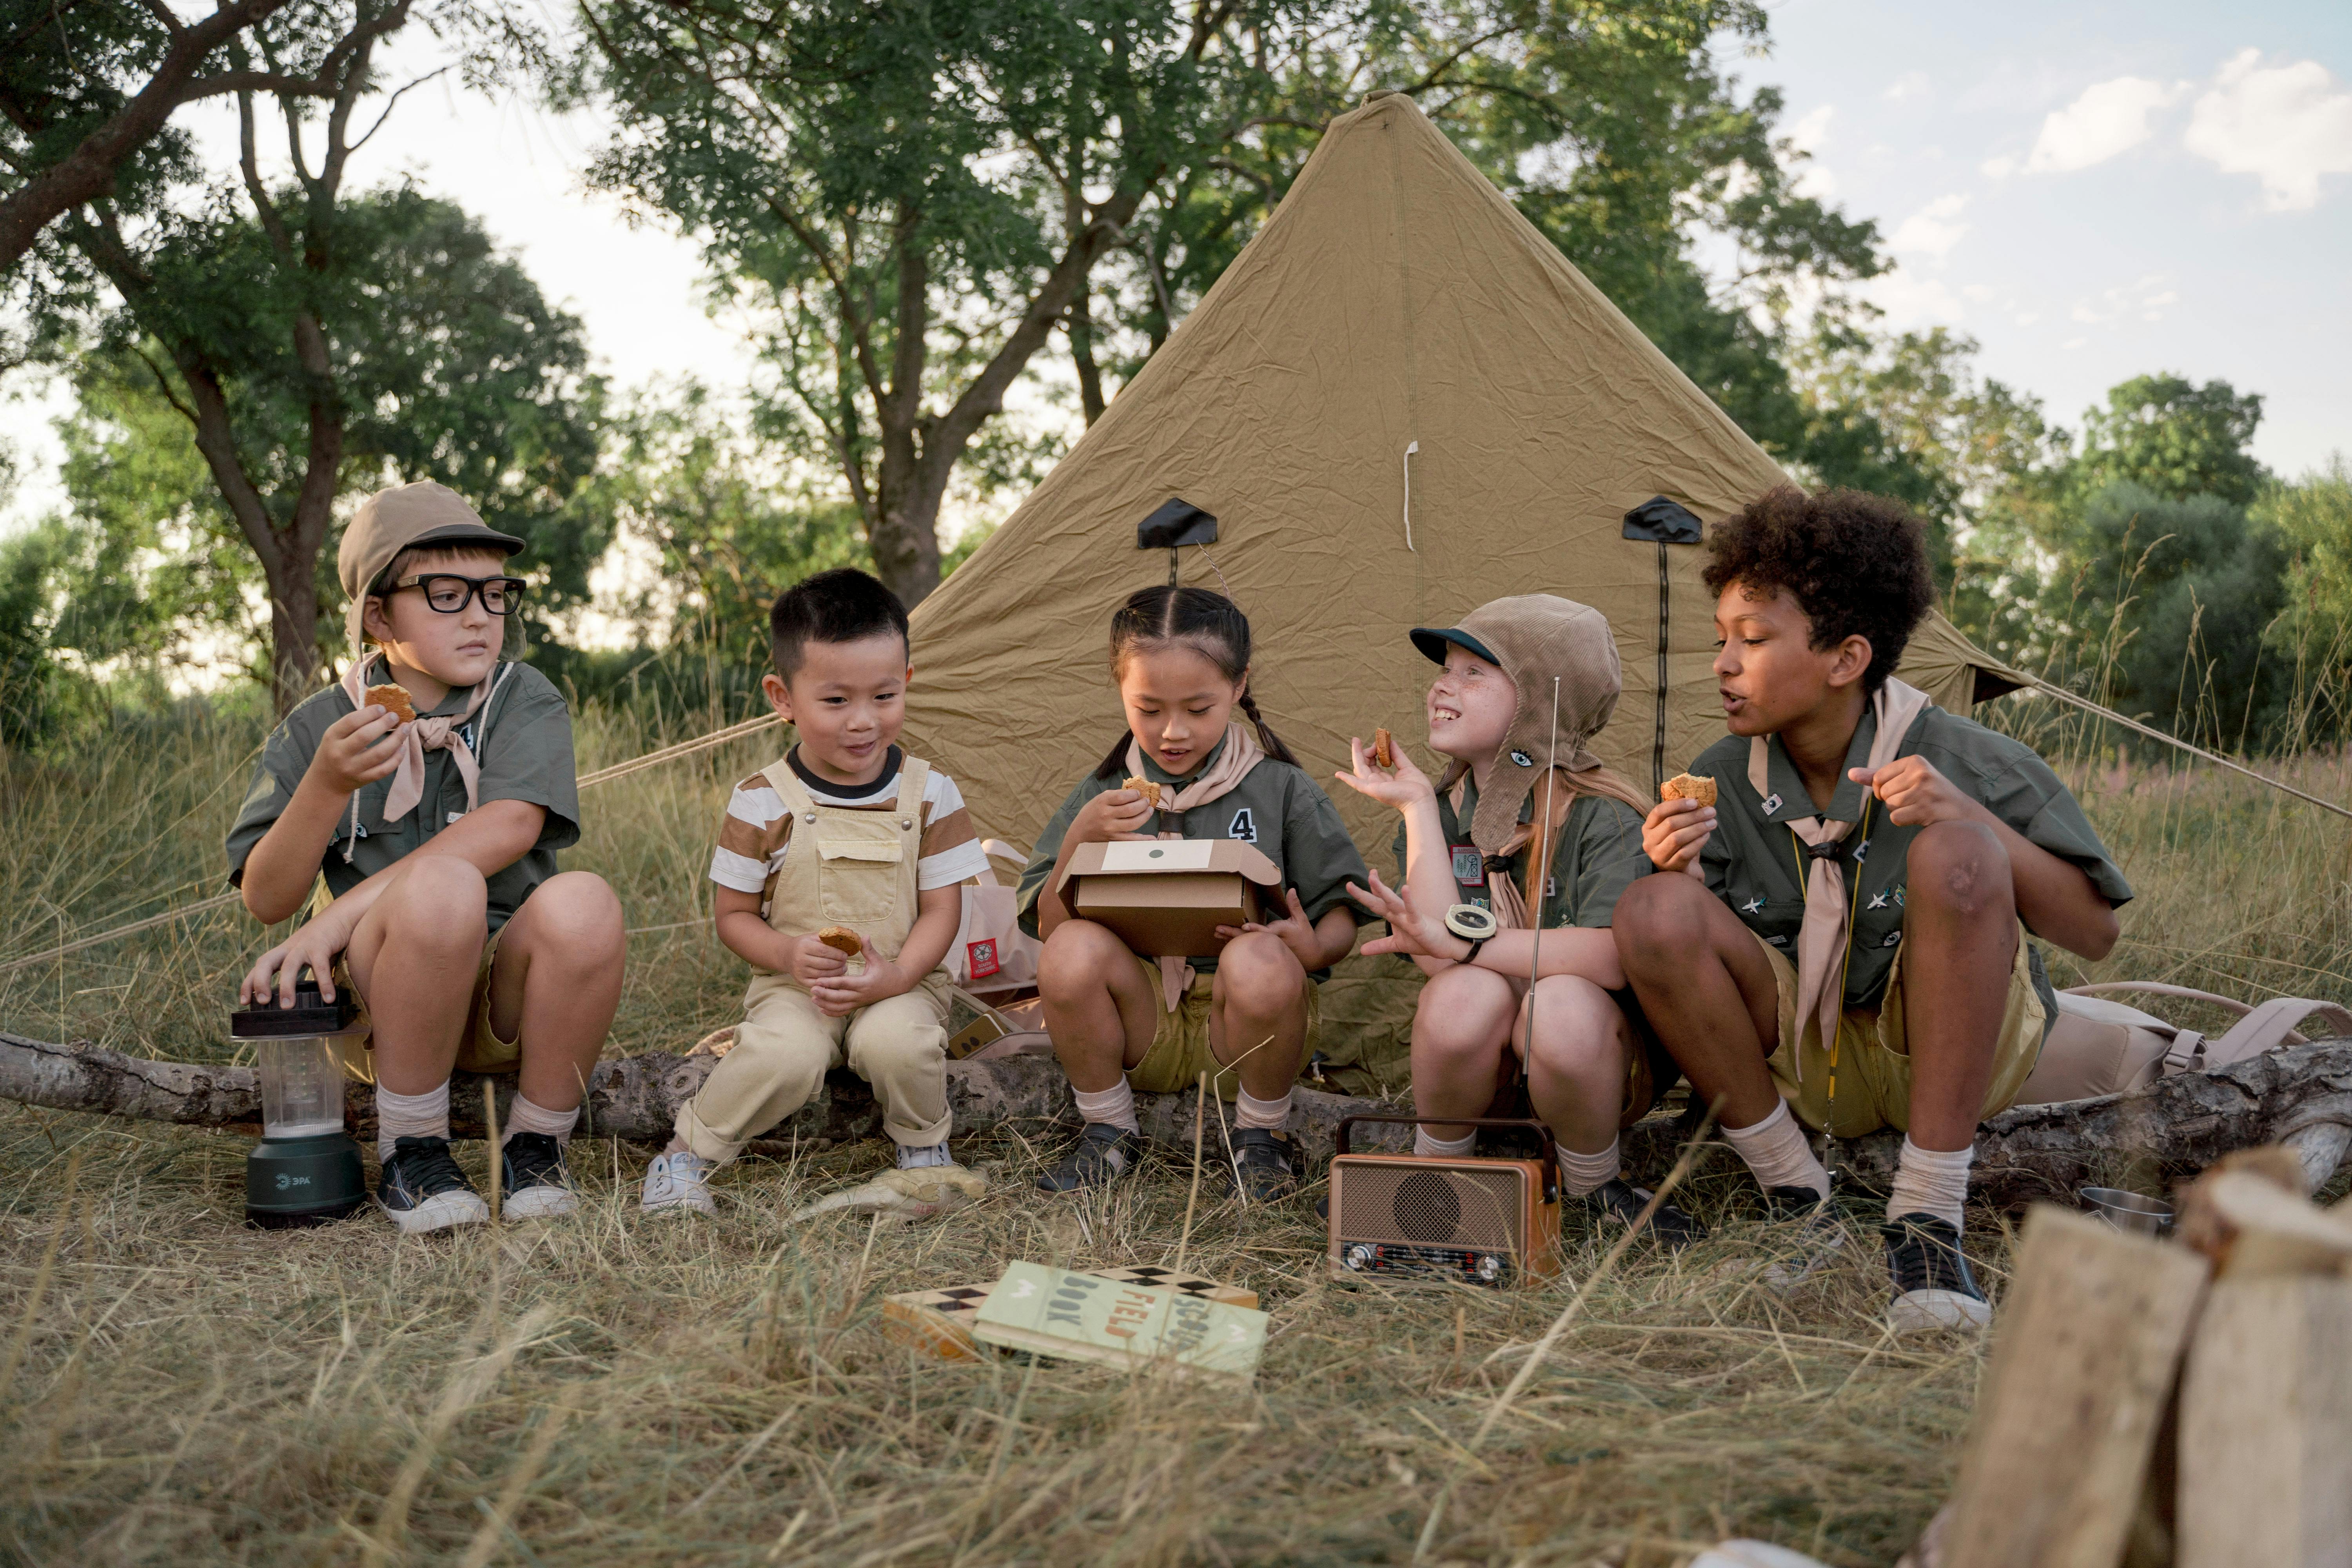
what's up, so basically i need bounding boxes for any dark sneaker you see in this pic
[1229,1127,1297,1203]
[1583,1177,1708,1249]
[500,1132,578,1220]
[1883,1213,1992,1334]
[377,1136,489,1234]
[1036,1123,1142,1193]
[1760,1183,1846,1292]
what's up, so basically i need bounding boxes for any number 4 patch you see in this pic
[1227,807,1258,843]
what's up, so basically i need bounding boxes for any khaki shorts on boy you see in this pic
[1754,922,2047,1141]
[1122,950,1323,1098]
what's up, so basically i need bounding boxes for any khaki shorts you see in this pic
[332,925,518,1082]
[1125,951,1323,1099]
[1755,922,2046,1140]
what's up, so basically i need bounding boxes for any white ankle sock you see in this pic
[1071,1078,1140,1135]
[1557,1138,1622,1199]
[1413,1127,1476,1159]
[1234,1088,1291,1132]
[503,1092,579,1147]
[1720,1099,1829,1200]
[1887,1138,1973,1231]
[377,1081,450,1162]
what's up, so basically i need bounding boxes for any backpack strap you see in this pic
[2063,982,2352,1074]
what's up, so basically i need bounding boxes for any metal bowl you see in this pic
[2080,1186,2174,1236]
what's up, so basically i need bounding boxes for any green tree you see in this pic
[2259,456,2352,737]
[33,0,603,711]
[2075,374,2267,506]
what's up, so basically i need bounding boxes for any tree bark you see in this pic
[4,1029,2348,1204]
[1069,291,1107,426]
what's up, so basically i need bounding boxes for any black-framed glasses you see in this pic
[392,573,529,616]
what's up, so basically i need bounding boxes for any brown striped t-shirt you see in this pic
[707,745,989,899]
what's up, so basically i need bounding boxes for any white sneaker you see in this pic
[641,1150,717,1215]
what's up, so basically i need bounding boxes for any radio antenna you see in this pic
[1519,676,1562,1068]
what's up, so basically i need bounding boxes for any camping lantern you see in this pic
[229,977,367,1227]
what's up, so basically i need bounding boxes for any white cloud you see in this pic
[2183,49,2352,211]
[1981,154,2018,180]
[1889,193,1971,260]
[2024,76,2187,174]
[1883,71,1931,105]
[1781,105,1838,199]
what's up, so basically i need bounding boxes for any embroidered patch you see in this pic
[1450,846,1483,886]
[1851,838,1869,862]
[1227,807,1258,843]
[1893,885,1906,907]
[1510,749,1534,767]
[966,938,1000,980]
[1767,934,1790,947]
[1866,891,1889,910]
[1741,895,1766,915]
[1544,876,1557,900]
[1761,793,1783,816]
[1881,930,1903,947]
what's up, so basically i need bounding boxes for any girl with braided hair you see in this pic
[1016,586,1368,1199]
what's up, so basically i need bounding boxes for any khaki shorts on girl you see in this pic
[1124,950,1323,1098]
[332,925,518,1080]
[1754,921,2047,1141]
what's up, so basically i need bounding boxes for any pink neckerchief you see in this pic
[1124,724,1266,1010]
[1748,677,1933,1073]
[337,653,515,859]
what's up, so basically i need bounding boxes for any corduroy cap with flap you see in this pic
[337,481,523,653]
[1412,594,1623,853]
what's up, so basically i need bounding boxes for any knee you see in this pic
[530,872,626,960]
[385,858,488,951]
[1527,977,1622,1079]
[1611,873,1712,972]
[1039,920,1129,998]
[1214,932,1304,1016]
[1412,967,1514,1058]
[1907,821,2013,921]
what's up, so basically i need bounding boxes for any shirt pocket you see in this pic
[814,831,906,927]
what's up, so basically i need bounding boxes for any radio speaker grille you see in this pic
[1336,1160,1525,1249]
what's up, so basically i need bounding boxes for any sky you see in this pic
[4,0,2348,535]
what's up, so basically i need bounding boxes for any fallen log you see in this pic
[3,1028,2348,1201]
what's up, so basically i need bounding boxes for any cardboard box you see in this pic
[1055,838,1281,956]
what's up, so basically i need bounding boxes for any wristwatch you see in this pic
[1443,903,1499,965]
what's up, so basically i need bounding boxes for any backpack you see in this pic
[2015,982,2352,1105]
[947,838,1045,997]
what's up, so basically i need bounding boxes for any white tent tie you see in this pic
[1402,440,1419,552]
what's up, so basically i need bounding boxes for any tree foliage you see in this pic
[2076,374,2267,507]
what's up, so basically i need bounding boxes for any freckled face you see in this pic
[1425,645,1515,761]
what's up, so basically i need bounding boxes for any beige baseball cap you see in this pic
[338,481,523,652]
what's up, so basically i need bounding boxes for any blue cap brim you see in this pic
[1410,627,1501,667]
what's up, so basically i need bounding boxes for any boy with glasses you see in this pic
[228,480,626,1233]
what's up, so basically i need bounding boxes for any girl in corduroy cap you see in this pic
[1338,593,1704,1247]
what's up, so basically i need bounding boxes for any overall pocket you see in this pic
[815,832,906,928]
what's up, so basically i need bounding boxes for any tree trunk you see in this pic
[1069,292,1107,426]
[4,1029,2348,1203]
[265,553,323,715]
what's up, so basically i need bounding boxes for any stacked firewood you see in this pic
[1906,1147,2352,1568]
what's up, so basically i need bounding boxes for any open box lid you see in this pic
[1054,837,1282,893]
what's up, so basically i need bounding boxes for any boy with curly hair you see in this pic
[1613,487,2131,1334]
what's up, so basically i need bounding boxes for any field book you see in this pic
[966,1260,1269,1385]
[884,1265,1256,1363]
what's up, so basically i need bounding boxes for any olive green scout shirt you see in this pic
[1393,778,1650,929]
[225,662,582,934]
[1685,702,2133,1018]
[1017,734,1370,972]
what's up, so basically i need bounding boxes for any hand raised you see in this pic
[1642,797,1715,873]
[1073,786,1156,846]
[307,706,404,797]
[1217,886,1321,971]
[1346,869,1466,963]
[1332,733,1437,812]
[1851,757,1981,829]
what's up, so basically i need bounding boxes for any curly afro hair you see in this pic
[1701,486,1935,693]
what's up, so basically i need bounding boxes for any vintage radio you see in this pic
[1327,1116,1562,1287]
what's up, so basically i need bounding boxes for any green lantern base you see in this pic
[245,1131,368,1228]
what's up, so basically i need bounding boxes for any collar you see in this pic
[789,743,901,800]
[1137,730,1229,788]
[1759,707,1878,825]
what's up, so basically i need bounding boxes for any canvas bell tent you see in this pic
[902,91,2021,1085]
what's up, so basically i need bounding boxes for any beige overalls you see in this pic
[673,755,955,1163]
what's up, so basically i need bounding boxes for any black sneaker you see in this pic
[1760,1183,1846,1291]
[1583,1177,1708,1249]
[377,1136,489,1234]
[1036,1123,1142,1193]
[1883,1213,1992,1334]
[1229,1127,1297,1203]
[499,1132,578,1220]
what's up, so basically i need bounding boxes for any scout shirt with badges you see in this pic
[1396,775,1650,929]
[1016,731,1370,974]
[225,661,579,933]
[1685,701,2134,1024]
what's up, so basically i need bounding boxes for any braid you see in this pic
[1235,690,1299,768]
[1093,728,1132,780]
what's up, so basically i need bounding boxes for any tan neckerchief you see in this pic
[1125,724,1266,1010]
[1748,677,1932,1073]
[338,653,515,858]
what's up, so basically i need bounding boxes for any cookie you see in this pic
[364,683,416,724]
[815,926,864,958]
[1121,775,1164,810]
[1659,772,1717,807]
[1372,728,1396,769]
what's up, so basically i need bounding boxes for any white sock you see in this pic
[1414,1127,1476,1159]
[898,1141,952,1169]
[1234,1088,1291,1132]
[1071,1078,1140,1135]
[1558,1138,1622,1199]
[502,1092,579,1147]
[1720,1099,1829,1200]
[376,1081,450,1162]
[1887,1138,1974,1232]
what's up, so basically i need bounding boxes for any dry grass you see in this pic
[1,695,2347,1565]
